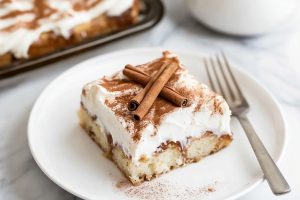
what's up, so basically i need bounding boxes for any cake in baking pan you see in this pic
[0,0,139,67]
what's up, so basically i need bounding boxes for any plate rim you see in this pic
[27,47,287,200]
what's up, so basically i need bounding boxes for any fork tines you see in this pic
[204,53,247,110]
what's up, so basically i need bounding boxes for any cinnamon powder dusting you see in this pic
[115,179,217,200]
[1,0,58,31]
[101,55,197,141]
[0,0,106,31]
[73,0,103,11]
[99,52,225,142]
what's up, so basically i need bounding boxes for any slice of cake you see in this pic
[0,0,139,68]
[79,51,232,185]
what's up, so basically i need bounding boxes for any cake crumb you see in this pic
[207,187,216,192]
[116,180,130,189]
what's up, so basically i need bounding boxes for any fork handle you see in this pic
[237,114,290,195]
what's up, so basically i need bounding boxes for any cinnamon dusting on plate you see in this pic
[115,179,217,200]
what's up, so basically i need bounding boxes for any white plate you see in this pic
[28,48,286,200]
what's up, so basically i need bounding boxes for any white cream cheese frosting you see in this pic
[0,0,134,58]
[81,53,232,164]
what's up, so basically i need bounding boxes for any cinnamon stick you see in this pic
[123,65,188,107]
[132,62,179,120]
[126,62,169,111]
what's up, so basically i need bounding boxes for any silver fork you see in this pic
[204,54,290,195]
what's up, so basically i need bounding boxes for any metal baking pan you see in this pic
[0,0,164,79]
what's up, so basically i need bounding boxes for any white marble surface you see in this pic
[0,0,300,199]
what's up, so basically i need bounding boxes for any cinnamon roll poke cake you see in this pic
[78,51,233,185]
[0,0,139,68]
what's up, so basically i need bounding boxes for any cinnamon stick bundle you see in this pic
[123,65,188,108]
[126,62,169,111]
[130,62,179,120]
